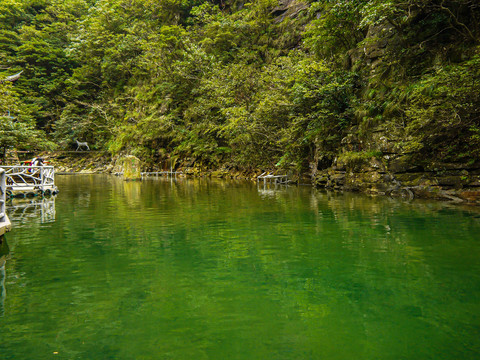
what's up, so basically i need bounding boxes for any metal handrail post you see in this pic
[40,167,44,191]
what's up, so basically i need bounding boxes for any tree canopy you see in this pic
[1,0,479,171]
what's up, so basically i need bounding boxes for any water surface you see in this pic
[1,175,480,359]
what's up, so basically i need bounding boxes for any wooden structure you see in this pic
[0,169,12,236]
[2,165,58,197]
[257,172,289,185]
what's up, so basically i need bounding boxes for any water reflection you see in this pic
[257,182,289,199]
[2,175,480,359]
[6,196,56,225]
[0,236,9,317]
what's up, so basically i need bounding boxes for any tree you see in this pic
[0,81,54,160]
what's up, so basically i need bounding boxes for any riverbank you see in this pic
[39,151,263,180]
[41,151,480,205]
[312,153,480,205]
[39,151,115,174]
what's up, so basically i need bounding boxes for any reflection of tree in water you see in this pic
[0,236,9,317]
[6,196,56,225]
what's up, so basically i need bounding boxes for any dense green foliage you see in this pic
[1,0,479,171]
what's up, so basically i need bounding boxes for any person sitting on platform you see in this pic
[31,157,44,166]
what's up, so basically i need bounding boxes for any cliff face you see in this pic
[311,15,480,204]
[314,150,480,204]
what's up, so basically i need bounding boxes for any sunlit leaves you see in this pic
[304,0,367,59]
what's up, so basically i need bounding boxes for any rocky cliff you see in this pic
[313,138,480,204]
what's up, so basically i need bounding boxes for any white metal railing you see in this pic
[257,172,289,185]
[141,171,183,178]
[0,169,5,223]
[2,166,55,192]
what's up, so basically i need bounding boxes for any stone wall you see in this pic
[313,147,480,204]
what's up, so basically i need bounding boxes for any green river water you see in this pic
[1,175,480,359]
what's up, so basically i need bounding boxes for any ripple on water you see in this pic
[2,176,480,359]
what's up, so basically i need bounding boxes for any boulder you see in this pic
[119,155,142,180]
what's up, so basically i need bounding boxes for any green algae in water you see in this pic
[1,175,480,359]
